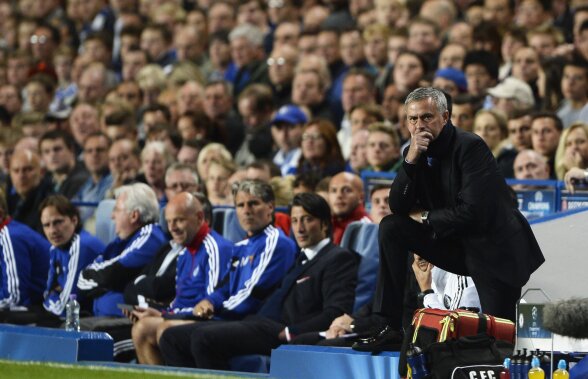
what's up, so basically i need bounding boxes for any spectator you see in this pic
[531,112,563,177]
[391,50,428,94]
[103,109,137,142]
[202,80,243,154]
[347,129,369,174]
[77,63,110,105]
[72,132,113,229]
[273,20,301,49]
[174,24,212,78]
[438,43,467,70]
[139,142,175,202]
[177,139,205,169]
[513,149,551,187]
[121,47,148,82]
[77,183,167,317]
[364,123,402,173]
[164,164,201,201]
[473,109,517,177]
[557,60,588,128]
[39,130,90,199]
[24,75,54,114]
[297,119,345,178]
[207,1,237,35]
[228,23,270,96]
[176,81,204,117]
[432,68,468,99]
[108,138,141,194]
[271,104,308,176]
[451,94,477,132]
[196,143,233,182]
[0,84,23,118]
[140,24,176,71]
[69,103,101,151]
[0,188,50,315]
[555,122,588,180]
[267,45,298,106]
[328,172,371,245]
[130,192,233,365]
[205,158,236,206]
[483,0,514,30]
[507,109,534,152]
[245,160,281,183]
[291,68,332,120]
[487,77,535,118]
[463,50,499,98]
[159,192,358,370]
[369,184,392,224]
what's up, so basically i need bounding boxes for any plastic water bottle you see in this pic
[528,356,545,379]
[65,294,80,332]
[406,343,429,379]
[552,360,569,379]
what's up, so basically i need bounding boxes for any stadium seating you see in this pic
[340,221,380,312]
[212,207,247,243]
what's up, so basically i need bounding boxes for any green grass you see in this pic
[0,360,252,379]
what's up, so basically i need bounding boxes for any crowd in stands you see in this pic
[0,0,586,370]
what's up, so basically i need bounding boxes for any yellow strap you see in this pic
[412,312,425,344]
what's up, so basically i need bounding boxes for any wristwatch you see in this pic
[417,289,434,305]
[421,211,430,225]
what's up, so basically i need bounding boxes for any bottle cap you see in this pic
[558,359,567,370]
[531,356,540,368]
[504,357,511,369]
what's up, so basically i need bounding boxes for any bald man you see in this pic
[130,192,233,365]
[8,149,54,233]
[328,172,371,245]
[512,149,550,190]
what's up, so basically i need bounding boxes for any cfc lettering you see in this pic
[469,370,496,379]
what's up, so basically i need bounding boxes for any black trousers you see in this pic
[373,214,521,329]
[159,316,284,369]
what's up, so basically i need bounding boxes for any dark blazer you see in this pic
[389,123,544,288]
[257,242,359,335]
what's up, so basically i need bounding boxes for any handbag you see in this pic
[426,333,513,379]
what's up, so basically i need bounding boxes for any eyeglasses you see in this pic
[30,35,48,45]
[267,57,287,66]
[302,133,322,141]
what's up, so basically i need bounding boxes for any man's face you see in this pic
[10,152,42,197]
[342,75,373,113]
[83,135,109,175]
[177,146,199,167]
[235,191,274,235]
[178,82,204,115]
[292,71,324,106]
[111,193,137,239]
[528,33,556,59]
[0,85,22,114]
[204,83,232,120]
[381,84,403,122]
[369,187,391,224]
[561,65,588,101]
[483,0,512,26]
[508,115,533,151]
[513,151,549,180]
[122,51,147,81]
[349,129,369,172]
[406,98,448,141]
[451,103,474,132]
[465,64,494,97]
[41,205,77,248]
[366,131,399,168]
[438,44,466,70]
[117,82,142,110]
[393,54,424,93]
[268,49,296,86]
[141,29,167,61]
[316,31,340,65]
[108,140,140,180]
[238,97,270,129]
[40,138,74,175]
[142,151,166,187]
[512,48,540,83]
[273,23,300,49]
[364,33,388,68]
[407,22,439,54]
[432,77,459,99]
[25,82,50,112]
[531,117,561,157]
[70,104,100,145]
[291,205,326,248]
[174,30,202,62]
[208,3,235,34]
[165,197,203,245]
[272,122,303,152]
[231,37,256,69]
[165,170,199,199]
[340,31,364,66]
[328,174,363,217]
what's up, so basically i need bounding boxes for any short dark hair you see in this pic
[39,129,77,152]
[39,194,82,233]
[463,50,499,81]
[291,192,332,236]
[370,183,389,198]
[531,111,564,131]
[192,191,213,225]
[293,172,322,192]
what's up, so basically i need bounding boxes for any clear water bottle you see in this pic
[65,294,80,332]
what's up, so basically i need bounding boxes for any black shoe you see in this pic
[351,325,403,353]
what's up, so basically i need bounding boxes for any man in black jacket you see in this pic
[158,192,359,369]
[368,88,544,346]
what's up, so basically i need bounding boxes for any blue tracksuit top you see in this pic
[0,219,51,309]
[77,223,167,316]
[205,224,297,319]
[43,230,105,316]
[168,230,233,314]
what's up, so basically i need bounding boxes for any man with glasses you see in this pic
[267,45,298,107]
[164,164,201,200]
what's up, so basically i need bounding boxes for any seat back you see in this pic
[95,199,116,245]
[340,221,380,312]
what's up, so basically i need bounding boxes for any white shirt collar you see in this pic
[302,238,330,262]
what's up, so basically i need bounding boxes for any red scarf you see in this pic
[186,222,210,255]
[331,205,370,245]
[0,217,12,232]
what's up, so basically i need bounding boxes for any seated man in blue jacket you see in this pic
[129,191,233,365]
[77,182,167,317]
[159,192,360,370]
[0,188,50,320]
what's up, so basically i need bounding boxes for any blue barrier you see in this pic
[0,324,113,363]
[269,345,400,379]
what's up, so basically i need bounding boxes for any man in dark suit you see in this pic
[366,87,544,346]
[158,192,359,369]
